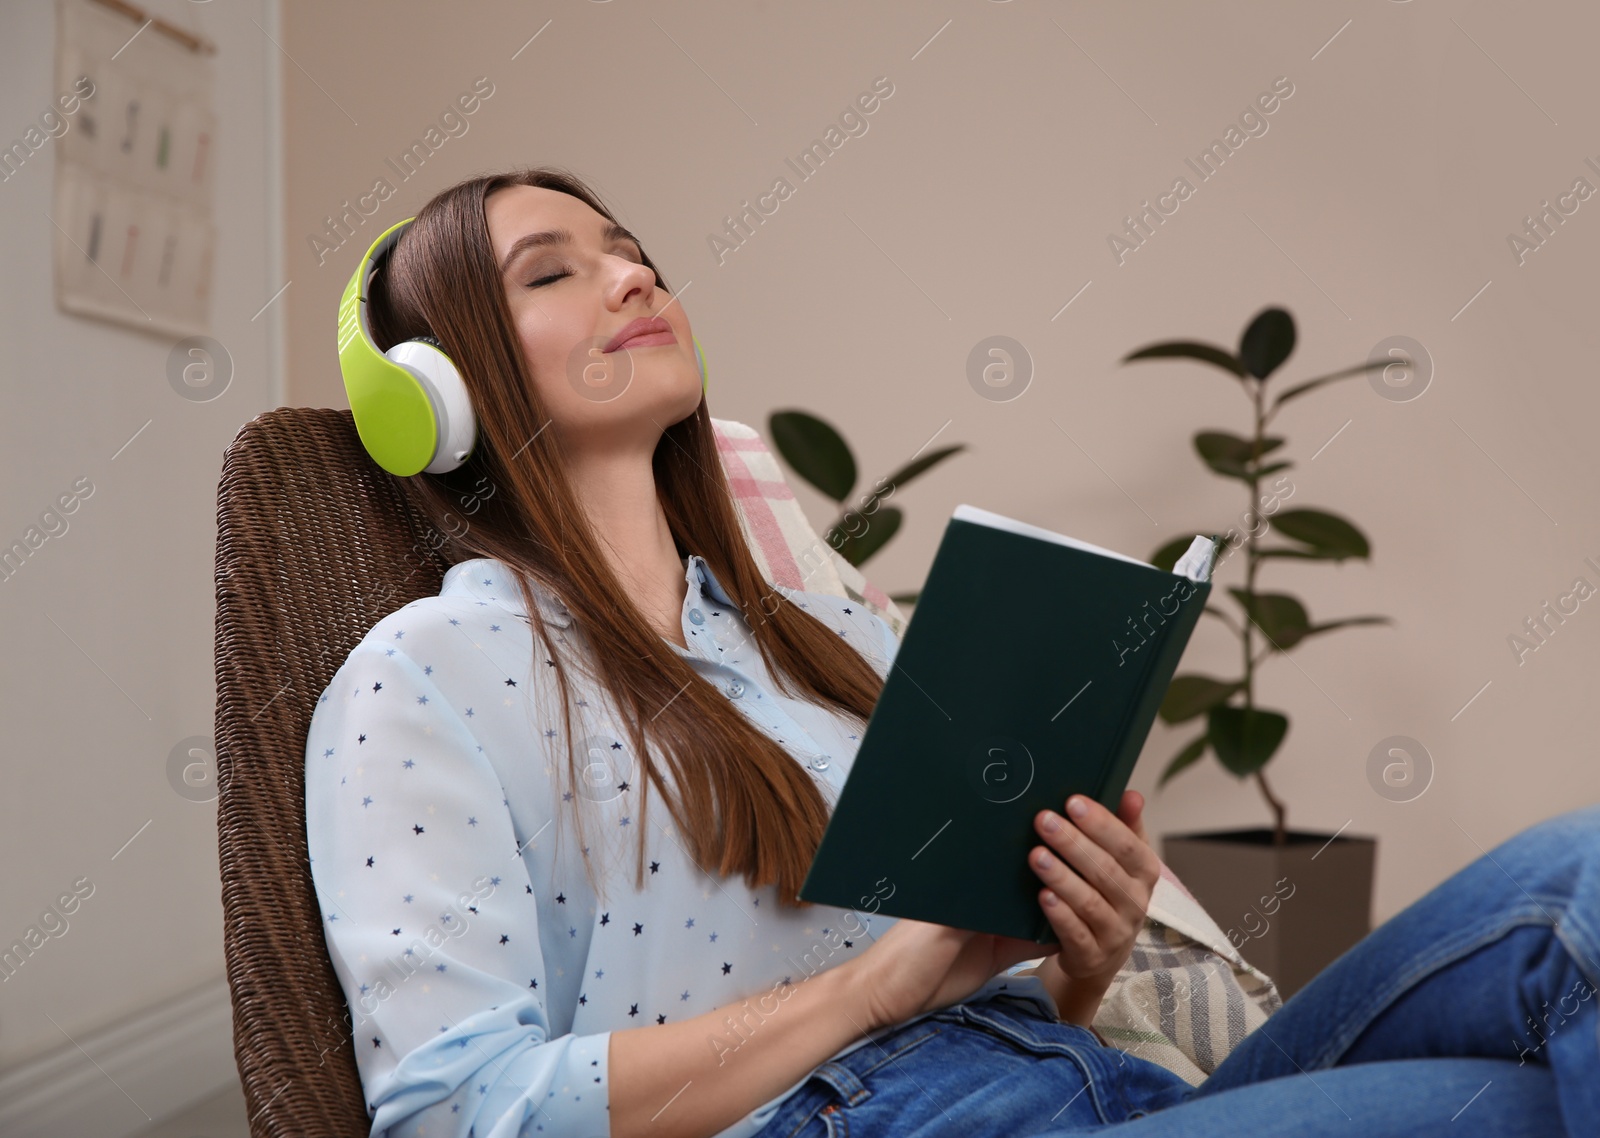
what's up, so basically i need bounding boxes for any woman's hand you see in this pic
[1026,790,1159,1023]
[843,917,1056,1034]
[840,790,1157,1035]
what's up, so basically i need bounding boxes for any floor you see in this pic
[128,1079,251,1138]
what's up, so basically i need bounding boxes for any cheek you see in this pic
[508,302,574,396]
[512,306,629,415]
[524,323,561,378]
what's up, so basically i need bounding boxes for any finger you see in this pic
[1060,796,1160,890]
[1029,842,1127,944]
[1035,807,1139,911]
[1035,803,1154,919]
[1034,877,1104,963]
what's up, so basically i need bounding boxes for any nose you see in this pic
[608,257,658,310]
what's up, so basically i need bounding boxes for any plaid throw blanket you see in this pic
[712,417,1284,1085]
[712,418,905,621]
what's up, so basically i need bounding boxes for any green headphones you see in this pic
[337,216,707,477]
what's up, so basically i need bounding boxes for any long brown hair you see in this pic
[366,166,886,910]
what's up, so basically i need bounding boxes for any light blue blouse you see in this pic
[305,553,1055,1138]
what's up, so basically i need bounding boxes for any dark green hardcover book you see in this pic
[798,504,1217,944]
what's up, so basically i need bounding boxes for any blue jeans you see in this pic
[754,804,1600,1138]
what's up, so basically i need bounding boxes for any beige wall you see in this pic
[1,0,281,1077]
[281,0,1600,935]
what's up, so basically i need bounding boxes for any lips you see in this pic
[603,315,676,354]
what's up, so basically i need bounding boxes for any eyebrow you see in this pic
[499,222,642,275]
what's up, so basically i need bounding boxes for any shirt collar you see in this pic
[440,553,735,629]
[686,552,737,609]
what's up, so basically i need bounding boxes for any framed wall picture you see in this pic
[52,0,217,338]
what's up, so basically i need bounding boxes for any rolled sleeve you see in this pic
[305,636,612,1138]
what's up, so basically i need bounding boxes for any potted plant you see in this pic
[1121,306,1398,997]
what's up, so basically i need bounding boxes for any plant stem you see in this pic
[1241,385,1260,706]
[1254,768,1288,846]
[1243,377,1289,844]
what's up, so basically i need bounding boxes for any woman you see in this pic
[305,166,1597,1138]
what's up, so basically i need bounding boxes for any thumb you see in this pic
[1119,789,1150,845]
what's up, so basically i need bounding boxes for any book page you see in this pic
[952,503,1182,569]
[1171,535,1220,582]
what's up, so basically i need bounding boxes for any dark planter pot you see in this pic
[1161,828,1376,1000]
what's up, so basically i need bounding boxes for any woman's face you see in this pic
[485,184,703,448]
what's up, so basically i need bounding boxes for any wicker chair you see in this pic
[214,405,903,1137]
[216,407,434,1136]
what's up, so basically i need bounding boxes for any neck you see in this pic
[565,441,689,646]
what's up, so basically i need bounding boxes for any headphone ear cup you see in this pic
[340,217,476,477]
[383,340,478,474]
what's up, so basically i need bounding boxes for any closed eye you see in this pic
[524,245,647,290]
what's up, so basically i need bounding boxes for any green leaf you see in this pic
[769,410,856,502]
[1255,546,1343,562]
[1267,360,1398,418]
[1207,706,1289,776]
[1238,308,1296,380]
[876,445,966,495]
[1298,615,1392,642]
[828,505,902,566]
[1159,674,1244,724]
[1228,588,1312,649]
[1255,461,1294,478]
[1122,341,1248,379]
[856,445,966,519]
[1269,509,1371,560]
[1148,535,1198,573]
[888,590,920,606]
[1193,431,1286,479]
[1160,734,1209,786]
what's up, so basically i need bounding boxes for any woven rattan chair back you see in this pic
[216,407,457,1137]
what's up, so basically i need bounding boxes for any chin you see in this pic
[672,384,705,420]
[667,362,705,403]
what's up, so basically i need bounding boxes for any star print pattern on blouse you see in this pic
[305,552,1056,1138]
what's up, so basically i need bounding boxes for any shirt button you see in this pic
[726,680,745,699]
[809,753,831,771]
[688,608,706,625]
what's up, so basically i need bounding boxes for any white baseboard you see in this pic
[0,974,239,1138]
